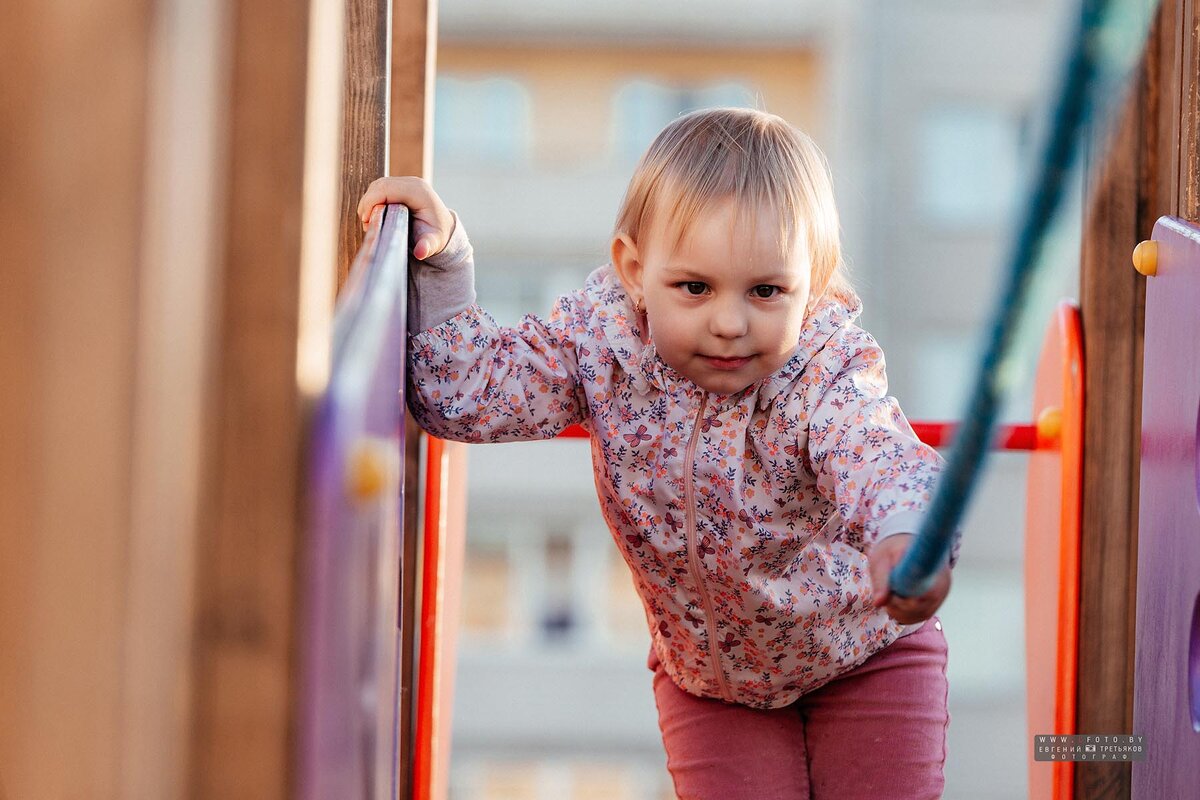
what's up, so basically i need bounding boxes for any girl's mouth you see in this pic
[703,355,752,370]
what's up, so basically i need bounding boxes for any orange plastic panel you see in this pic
[1024,301,1083,800]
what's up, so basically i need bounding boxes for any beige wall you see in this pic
[440,44,823,164]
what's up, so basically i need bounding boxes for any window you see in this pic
[540,534,577,642]
[915,104,1025,228]
[605,551,649,645]
[913,335,974,420]
[435,75,532,164]
[613,78,757,161]
[460,540,513,636]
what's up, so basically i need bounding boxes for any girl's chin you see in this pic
[661,355,759,395]
[688,371,756,396]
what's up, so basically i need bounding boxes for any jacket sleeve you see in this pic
[405,216,589,443]
[804,329,962,569]
[407,209,477,336]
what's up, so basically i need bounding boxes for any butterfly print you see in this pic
[406,255,961,709]
[624,424,651,446]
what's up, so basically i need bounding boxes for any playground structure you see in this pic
[2,2,1199,800]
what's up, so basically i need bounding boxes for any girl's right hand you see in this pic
[867,533,951,624]
[356,176,455,261]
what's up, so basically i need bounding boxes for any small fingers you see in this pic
[413,235,438,260]
[356,175,437,223]
[356,178,396,223]
[361,206,379,231]
[356,181,384,222]
[883,592,936,624]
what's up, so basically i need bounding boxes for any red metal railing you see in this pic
[557,421,1048,451]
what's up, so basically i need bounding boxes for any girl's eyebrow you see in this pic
[664,266,794,284]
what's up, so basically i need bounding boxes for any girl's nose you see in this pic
[709,298,749,339]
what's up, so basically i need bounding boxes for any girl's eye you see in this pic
[683,282,707,295]
[753,285,780,299]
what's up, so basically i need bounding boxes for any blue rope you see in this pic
[888,0,1116,598]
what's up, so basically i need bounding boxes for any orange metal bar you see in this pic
[413,433,445,800]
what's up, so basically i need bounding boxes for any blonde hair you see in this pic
[612,107,851,304]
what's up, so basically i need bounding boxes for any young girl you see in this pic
[359,107,960,799]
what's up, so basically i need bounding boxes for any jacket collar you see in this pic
[583,263,863,411]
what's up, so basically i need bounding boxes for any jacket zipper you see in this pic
[684,393,734,702]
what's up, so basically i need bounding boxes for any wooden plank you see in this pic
[120,0,226,796]
[1142,0,1183,232]
[1181,0,1199,219]
[1075,12,1152,800]
[1076,97,1141,800]
[1075,1,1185,797]
[337,0,390,291]
[390,0,436,181]
[390,1,437,797]
[0,1,152,796]
[187,0,342,794]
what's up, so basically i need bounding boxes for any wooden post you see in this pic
[188,0,345,796]
[390,1,439,797]
[1180,0,1200,221]
[337,0,391,290]
[0,2,154,796]
[1075,1,1198,797]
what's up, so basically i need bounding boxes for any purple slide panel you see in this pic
[1133,216,1200,798]
[298,205,410,800]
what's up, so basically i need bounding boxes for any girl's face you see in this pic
[612,197,812,396]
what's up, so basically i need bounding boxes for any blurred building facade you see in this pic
[432,2,1076,797]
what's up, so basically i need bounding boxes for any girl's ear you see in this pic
[610,233,645,306]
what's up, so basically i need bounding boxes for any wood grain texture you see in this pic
[1077,77,1142,800]
[120,0,226,796]
[337,0,390,291]
[187,0,314,796]
[1181,0,1199,219]
[392,2,437,798]
[390,0,436,180]
[1075,1,1192,797]
[0,1,151,796]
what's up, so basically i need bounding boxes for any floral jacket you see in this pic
[406,215,960,710]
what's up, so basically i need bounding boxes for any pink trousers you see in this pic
[648,616,949,800]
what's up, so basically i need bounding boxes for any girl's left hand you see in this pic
[867,533,951,624]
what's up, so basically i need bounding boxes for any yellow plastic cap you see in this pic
[1132,239,1157,277]
[1036,406,1063,449]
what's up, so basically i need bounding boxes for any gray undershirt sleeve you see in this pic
[407,209,477,336]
